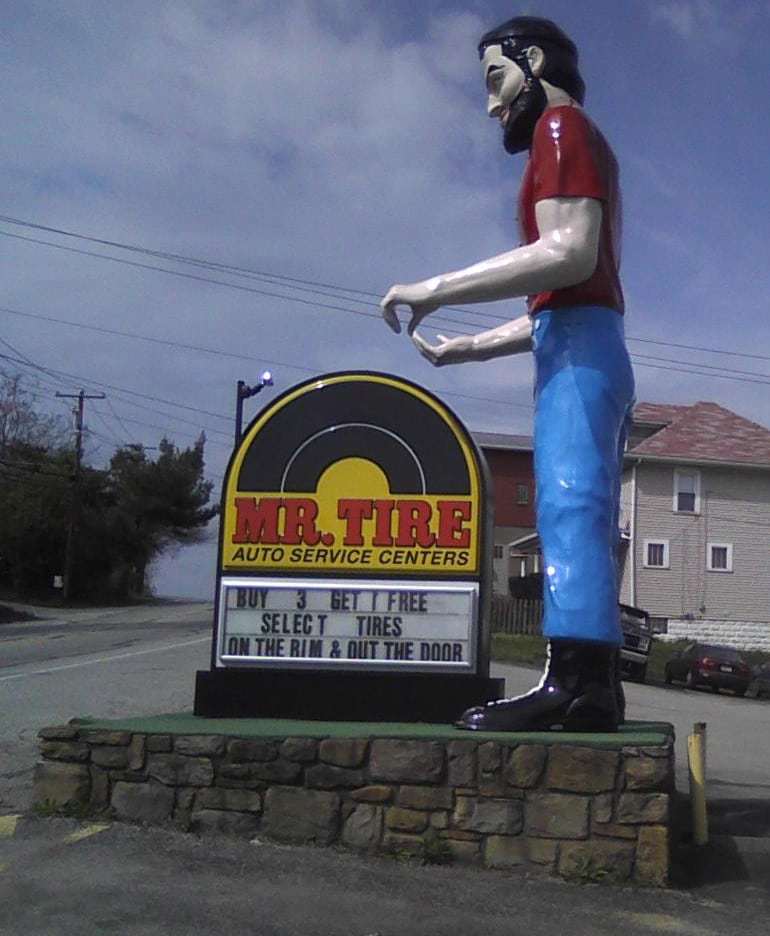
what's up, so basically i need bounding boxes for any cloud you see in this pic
[649,0,768,46]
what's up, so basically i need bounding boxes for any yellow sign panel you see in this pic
[221,373,482,576]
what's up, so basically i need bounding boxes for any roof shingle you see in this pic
[629,401,770,466]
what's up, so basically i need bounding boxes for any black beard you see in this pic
[502,78,548,154]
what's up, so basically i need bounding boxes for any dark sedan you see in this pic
[664,642,752,696]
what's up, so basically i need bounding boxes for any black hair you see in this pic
[478,16,585,105]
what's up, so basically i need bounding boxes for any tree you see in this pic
[0,374,218,600]
[104,434,218,596]
[0,373,66,453]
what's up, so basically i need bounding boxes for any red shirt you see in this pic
[518,105,624,315]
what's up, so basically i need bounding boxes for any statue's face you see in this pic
[481,43,526,124]
[480,41,547,155]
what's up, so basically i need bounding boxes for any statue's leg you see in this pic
[457,307,634,732]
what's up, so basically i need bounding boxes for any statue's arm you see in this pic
[381,195,601,342]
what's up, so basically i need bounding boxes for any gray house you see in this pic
[619,402,770,650]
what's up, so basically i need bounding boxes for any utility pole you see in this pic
[56,389,105,601]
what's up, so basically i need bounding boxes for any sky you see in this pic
[2,0,770,598]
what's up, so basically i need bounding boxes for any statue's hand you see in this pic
[380,282,440,334]
[411,330,472,367]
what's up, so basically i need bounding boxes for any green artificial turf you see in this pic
[72,712,672,748]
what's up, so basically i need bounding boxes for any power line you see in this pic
[0,321,534,412]
[0,213,511,326]
[0,229,477,337]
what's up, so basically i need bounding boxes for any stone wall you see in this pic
[662,618,770,651]
[34,726,673,887]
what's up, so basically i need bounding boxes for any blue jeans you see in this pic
[532,306,635,645]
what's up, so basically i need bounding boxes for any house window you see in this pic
[673,469,700,514]
[516,483,530,505]
[493,545,504,560]
[643,539,670,569]
[707,542,733,572]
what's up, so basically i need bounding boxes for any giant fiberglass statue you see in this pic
[381,16,635,732]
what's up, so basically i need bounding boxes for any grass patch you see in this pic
[491,633,547,668]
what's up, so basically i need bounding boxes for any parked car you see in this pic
[664,643,752,695]
[619,604,652,682]
[746,662,770,700]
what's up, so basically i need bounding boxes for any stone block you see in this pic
[639,745,673,759]
[383,832,424,858]
[350,785,392,804]
[479,774,509,797]
[558,840,635,883]
[528,838,558,867]
[592,821,637,840]
[592,793,614,824]
[217,760,301,785]
[623,756,673,791]
[91,746,130,769]
[429,811,449,830]
[190,809,260,837]
[146,735,173,753]
[89,767,110,809]
[616,793,669,825]
[484,836,526,869]
[441,829,480,842]
[447,740,477,787]
[319,738,368,768]
[526,794,589,839]
[175,735,226,757]
[386,807,429,833]
[33,761,90,807]
[397,786,453,811]
[40,741,90,763]
[127,735,146,771]
[305,764,364,789]
[38,725,79,741]
[112,781,175,823]
[634,825,669,887]
[369,740,444,783]
[545,747,618,793]
[262,787,340,845]
[81,730,132,746]
[464,799,523,835]
[227,739,278,762]
[176,788,197,813]
[342,804,383,850]
[505,745,547,789]
[147,754,214,787]
[195,788,262,812]
[478,742,500,773]
[445,838,480,864]
[280,737,318,763]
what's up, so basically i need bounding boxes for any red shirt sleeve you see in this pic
[531,107,608,203]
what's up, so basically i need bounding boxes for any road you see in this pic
[1,604,769,933]
[0,601,213,812]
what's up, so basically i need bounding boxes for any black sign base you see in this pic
[194,669,505,723]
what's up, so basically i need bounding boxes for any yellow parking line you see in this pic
[0,815,20,839]
[62,823,111,844]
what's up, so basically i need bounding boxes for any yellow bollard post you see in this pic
[688,721,708,846]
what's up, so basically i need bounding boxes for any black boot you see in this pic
[456,639,620,732]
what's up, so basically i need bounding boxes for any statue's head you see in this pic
[478,16,584,154]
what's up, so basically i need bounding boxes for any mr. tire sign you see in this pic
[212,371,491,675]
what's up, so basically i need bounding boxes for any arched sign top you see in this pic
[221,372,485,577]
